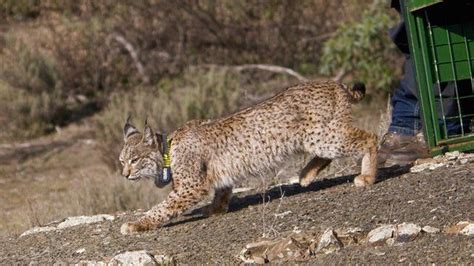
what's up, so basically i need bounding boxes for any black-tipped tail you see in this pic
[346,82,366,103]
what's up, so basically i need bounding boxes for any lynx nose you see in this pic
[122,166,131,178]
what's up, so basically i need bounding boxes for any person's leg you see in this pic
[379,57,429,166]
[388,58,422,136]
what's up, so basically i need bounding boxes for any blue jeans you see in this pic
[389,57,470,136]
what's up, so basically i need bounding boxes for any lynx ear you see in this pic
[123,114,139,141]
[143,118,157,146]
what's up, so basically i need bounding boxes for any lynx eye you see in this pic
[130,157,139,164]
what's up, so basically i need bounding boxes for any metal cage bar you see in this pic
[425,10,448,139]
[403,0,474,155]
[444,18,465,137]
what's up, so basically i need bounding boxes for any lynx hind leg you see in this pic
[299,157,331,187]
[203,186,233,217]
[343,127,378,187]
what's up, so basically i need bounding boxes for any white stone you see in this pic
[74,248,86,254]
[422,225,440,234]
[109,250,157,266]
[396,223,421,242]
[397,223,421,236]
[386,238,395,246]
[274,211,292,218]
[20,226,56,237]
[445,151,460,160]
[410,162,444,173]
[335,227,364,237]
[460,224,474,236]
[370,250,386,256]
[154,255,174,265]
[315,228,342,254]
[77,260,107,266]
[367,225,395,244]
[57,214,115,229]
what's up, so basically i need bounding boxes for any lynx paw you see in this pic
[202,205,228,217]
[299,178,313,187]
[354,174,375,187]
[120,222,140,235]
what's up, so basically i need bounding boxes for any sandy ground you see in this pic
[1,162,472,264]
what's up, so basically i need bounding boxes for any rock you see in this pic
[445,151,460,160]
[20,226,56,237]
[240,234,312,263]
[57,214,115,229]
[154,255,175,265]
[109,250,157,266]
[266,236,308,260]
[74,248,86,255]
[460,224,474,236]
[444,221,473,235]
[422,225,440,234]
[410,162,445,173]
[314,228,342,254]
[274,211,292,218]
[412,151,474,172]
[386,238,395,246]
[395,223,421,243]
[252,256,267,264]
[367,225,395,245]
[335,227,364,245]
[76,260,107,266]
[240,239,278,263]
[369,250,386,256]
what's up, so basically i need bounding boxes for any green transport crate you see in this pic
[402,0,474,155]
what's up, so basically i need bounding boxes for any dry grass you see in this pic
[0,78,389,236]
[0,0,395,141]
[0,135,171,235]
[95,66,294,171]
[0,0,400,237]
[0,68,295,236]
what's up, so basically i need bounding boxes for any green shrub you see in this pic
[320,0,400,90]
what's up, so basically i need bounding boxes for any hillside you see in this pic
[1,159,472,264]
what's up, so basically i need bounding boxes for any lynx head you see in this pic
[119,117,166,181]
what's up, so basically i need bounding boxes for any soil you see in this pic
[1,162,473,264]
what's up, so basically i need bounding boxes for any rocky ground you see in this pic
[1,157,473,264]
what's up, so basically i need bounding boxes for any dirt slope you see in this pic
[1,162,473,264]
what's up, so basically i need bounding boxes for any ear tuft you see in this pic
[123,114,139,141]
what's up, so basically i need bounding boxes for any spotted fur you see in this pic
[119,80,377,234]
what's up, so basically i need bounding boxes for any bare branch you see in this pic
[234,64,309,82]
[110,34,149,84]
[332,69,347,82]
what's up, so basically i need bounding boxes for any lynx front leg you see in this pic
[120,181,211,235]
[299,157,331,187]
[203,186,233,217]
